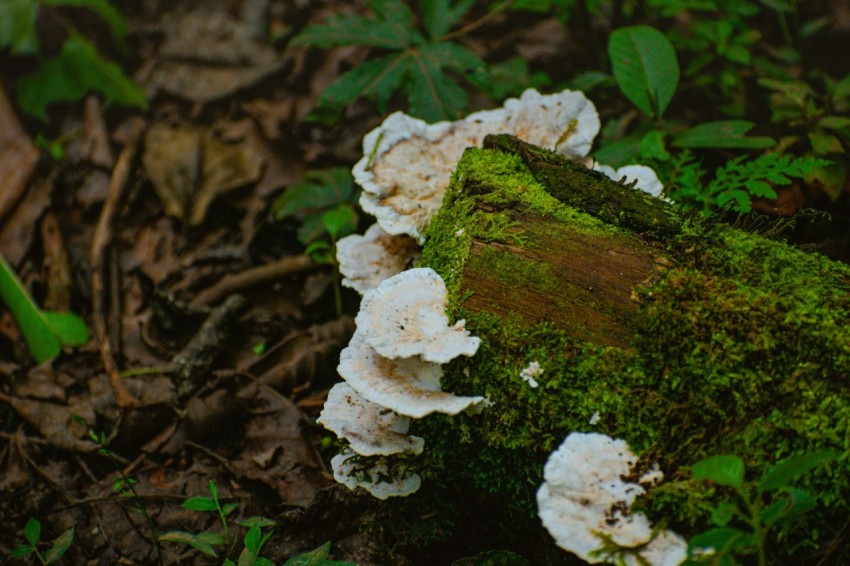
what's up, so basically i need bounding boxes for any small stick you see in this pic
[91,119,145,408]
[191,253,317,307]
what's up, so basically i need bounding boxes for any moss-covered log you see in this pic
[415,135,850,563]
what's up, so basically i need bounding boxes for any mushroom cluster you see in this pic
[319,268,485,498]
[537,432,687,565]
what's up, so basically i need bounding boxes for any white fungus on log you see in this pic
[355,267,480,364]
[336,223,421,295]
[593,163,665,199]
[338,330,485,419]
[331,452,422,500]
[317,382,424,457]
[537,432,687,565]
[353,88,601,242]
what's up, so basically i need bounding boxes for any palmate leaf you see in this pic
[43,0,128,44]
[309,54,411,123]
[421,0,476,38]
[407,42,472,121]
[0,0,39,54]
[16,33,147,120]
[291,14,419,49]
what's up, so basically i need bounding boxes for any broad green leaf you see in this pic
[237,547,257,566]
[244,525,262,554]
[809,131,844,155]
[11,545,34,558]
[24,517,41,547]
[608,26,679,119]
[182,496,218,511]
[208,480,219,503]
[237,516,277,529]
[710,500,739,527]
[805,161,846,200]
[42,311,90,346]
[407,43,469,121]
[818,116,850,135]
[673,120,775,149]
[760,487,815,526]
[45,527,74,563]
[692,455,745,489]
[689,527,753,554]
[283,541,357,566]
[16,34,147,121]
[758,449,838,491]
[0,0,39,54]
[159,531,220,557]
[308,54,411,123]
[0,254,62,362]
[323,204,357,242]
[291,14,416,49]
[43,0,127,44]
[222,502,239,516]
[592,138,642,167]
[421,0,475,38]
[639,129,670,161]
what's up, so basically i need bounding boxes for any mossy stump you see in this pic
[414,135,850,563]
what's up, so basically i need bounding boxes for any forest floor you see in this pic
[0,0,849,564]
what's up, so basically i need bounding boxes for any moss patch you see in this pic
[417,142,850,562]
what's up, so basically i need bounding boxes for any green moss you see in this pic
[417,143,850,561]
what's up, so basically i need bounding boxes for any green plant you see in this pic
[600,24,775,168]
[161,484,353,565]
[11,517,74,564]
[282,541,356,566]
[686,450,838,566]
[86,426,164,564]
[0,0,147,120]
[665,150,829,213]
[0,252,89,363]
[160,480,279,564]
[291,0,516,123]
[758,73,850,198]
[272,168,359,316]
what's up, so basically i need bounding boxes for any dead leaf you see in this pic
[231,384,326,507]
[139,8,286,104]
[0,173,52,266]
[79,96,116,168]
[142,122,265,225]
[0,84,40,221]
[7,395,97,453]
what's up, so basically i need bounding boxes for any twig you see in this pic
[90,119,146,408]
[191,253,317,307]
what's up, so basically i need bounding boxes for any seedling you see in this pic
[687,450,837,566]
[11,517,74,564]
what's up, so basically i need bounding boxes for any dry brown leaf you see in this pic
[139,8,285,104]
[231,384,326,507]
[7,395,97,453]
[0,84,40,221]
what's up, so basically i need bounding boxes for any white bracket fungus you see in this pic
[593,163,664,199]
[331,452,422,500]
[355,267,480,363]
[520,361,544,388]
[353,88,601,242]
[537,432,687,565]
[318,383,424,457]
[336,223,421,295]
[338,330,484,419]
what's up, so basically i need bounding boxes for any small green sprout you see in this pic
[11,517,74,564]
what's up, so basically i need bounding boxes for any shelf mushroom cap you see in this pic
[337,223,421,295]
[354,88,601,243]
[338,330,485,419]
[537,432,687,565]
[593,163,665,199]
[318,382,425,457]
[355,267,480,363]
[331,452,422,499]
